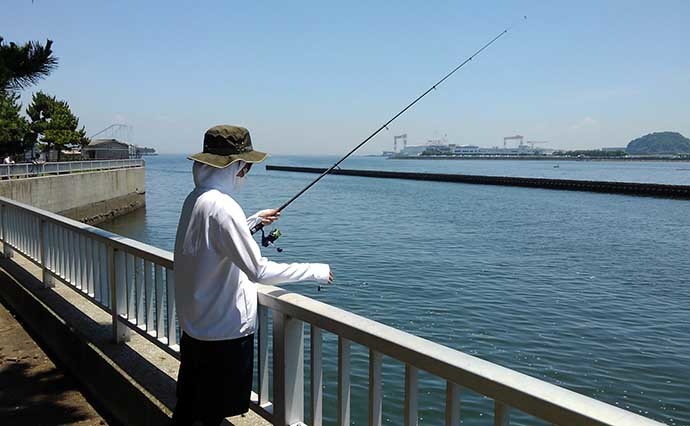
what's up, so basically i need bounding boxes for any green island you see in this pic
[626,132,690,155]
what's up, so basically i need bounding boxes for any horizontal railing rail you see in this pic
[0,195,664,426]
[0,159,144,179]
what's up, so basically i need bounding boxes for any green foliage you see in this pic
[0,90,31,157]
[0,37,58,92]
[0,38,91,161]
[26,91,89,156]
[626,132,690,155]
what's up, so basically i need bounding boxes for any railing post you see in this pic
[272,312,304,426]
[145,261,154,332]
[1,204,13,259]
[135,258,145,326]
[445,382,461,426]
[58,227,66,279]
[258,305,270,407]
[310,325,323,426]
[404,365,418,426]
[126,254,135,319]
[494,401,511,426]
[338,337,351,426]
[165,268,177,347]
[110,247,130,343]
[99,244,109,307]
[0,202,4,245]
[88,238,95,296]
[40,219,55,288]
[69,231,77,285]
[369,349,382,426]
[155,265,164,339]
[79,234,86,291]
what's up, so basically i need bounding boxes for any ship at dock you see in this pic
[384,134,554,158]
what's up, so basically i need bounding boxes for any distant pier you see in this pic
[266,165,690,199]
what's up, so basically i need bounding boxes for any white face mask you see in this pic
[233,160,251,191]
[192,160,248,194]
[234,172,247,191]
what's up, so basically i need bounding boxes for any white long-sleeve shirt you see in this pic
[173,162,330,340]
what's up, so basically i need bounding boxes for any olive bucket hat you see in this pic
[188,125,268,168]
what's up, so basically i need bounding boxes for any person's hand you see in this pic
[257,209,280,225]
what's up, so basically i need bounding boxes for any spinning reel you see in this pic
[260,228,283,252]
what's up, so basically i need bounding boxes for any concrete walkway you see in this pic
[0,301,107,425]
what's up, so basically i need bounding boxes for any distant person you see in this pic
[172,125,333,426]
[3,156,12,164]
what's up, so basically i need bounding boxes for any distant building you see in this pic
[83,139,130,160]
[602,147,627,152]
[398,145,428,156]
[453,145,481,155]
[423,144,453,155]
[134,146,157,156]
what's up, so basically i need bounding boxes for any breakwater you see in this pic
[266,165,690,199]
[389,155,690,161]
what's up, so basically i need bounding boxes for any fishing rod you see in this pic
[253,17,526,242]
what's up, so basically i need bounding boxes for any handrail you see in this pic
[0,159,144,179]
[0,195,665,426]
[256,286,660,425]
[1,197,172,268]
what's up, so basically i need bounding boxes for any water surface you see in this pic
[101,155,690,425]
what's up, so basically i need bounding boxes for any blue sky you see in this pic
[3,1,689,154]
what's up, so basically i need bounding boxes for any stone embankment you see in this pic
[267,165,690,199]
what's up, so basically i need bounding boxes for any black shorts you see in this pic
[174,332,254,421]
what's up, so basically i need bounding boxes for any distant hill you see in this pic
[626,132,690,155]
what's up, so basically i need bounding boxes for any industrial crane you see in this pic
[503,135,524,148]
[393,134,408,152]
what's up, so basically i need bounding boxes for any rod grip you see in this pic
[250,222,264,235]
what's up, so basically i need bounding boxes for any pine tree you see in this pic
[0,91,31,158]
[0,37,58,92]
[26,92,89,160]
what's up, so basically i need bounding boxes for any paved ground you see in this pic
[0,300,108,426]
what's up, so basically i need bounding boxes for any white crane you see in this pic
[503,135,524,149]
[525,140,549,149]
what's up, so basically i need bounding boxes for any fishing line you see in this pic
[252,16,527,238]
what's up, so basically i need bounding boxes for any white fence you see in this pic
[0,196,664,426]
[0,159,144,179]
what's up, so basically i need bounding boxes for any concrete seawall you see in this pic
[0,167,145,224]
[266,165,690,199]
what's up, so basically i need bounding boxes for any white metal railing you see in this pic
[0,159,144,179]
[0,196,665,426]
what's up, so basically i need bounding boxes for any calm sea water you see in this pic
[101,155,690,425]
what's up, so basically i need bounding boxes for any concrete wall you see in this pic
[0,167,145,224]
